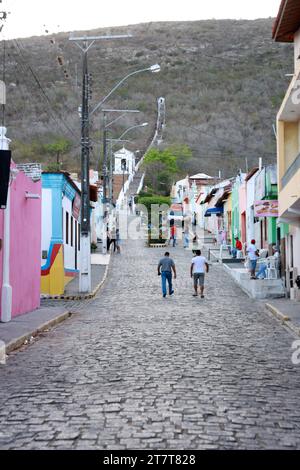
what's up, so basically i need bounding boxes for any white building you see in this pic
[114,147,135,175]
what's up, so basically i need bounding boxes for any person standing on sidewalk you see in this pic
[191,249,209,298]
[158,252,177,298]
[108,226,117,252]
[116,228,121,254]
[183,214,191,248]
[247,239,259,279]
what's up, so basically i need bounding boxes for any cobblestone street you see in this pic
[1,235,300,450]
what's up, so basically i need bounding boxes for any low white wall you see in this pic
[223,263,285,299]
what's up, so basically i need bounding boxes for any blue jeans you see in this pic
[161,271,173,296]
[256,263,267,279]
[184,233,189,248]
[250,259,257,277]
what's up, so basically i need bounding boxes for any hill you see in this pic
[3,18,293,178]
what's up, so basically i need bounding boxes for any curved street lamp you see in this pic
[90,64,160,116]
[118,122,148,140]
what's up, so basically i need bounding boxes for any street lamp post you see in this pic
[102,113,143,227]
[90,65,160,256]
[102,109,140,205]
[89,64,159,255]
[69,51,160,266]
[90,64,160,117]
[69,33,132,293]
[102,122,148,253]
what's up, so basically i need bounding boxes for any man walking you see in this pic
[158,252,177,298]
[170,224,177,247]
[191,249,209,298]
[109,226,117,252]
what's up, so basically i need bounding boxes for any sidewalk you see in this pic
[0,254,111,360]
[63,253,110,300]
[198,232,285,299]
[42,253,110,300]
[0,306,71,358]
[266,299,300,337]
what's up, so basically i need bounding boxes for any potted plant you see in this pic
[91,242,97,252]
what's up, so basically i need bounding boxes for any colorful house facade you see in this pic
[273,0,300,297]
[0,162,42,321]
[194,165,279,255]
[231,173,246,243]
[41,172,81,296]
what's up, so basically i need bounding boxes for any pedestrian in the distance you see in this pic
[158,252,177,298]
[183,214,191,248]
[170,224,177,247]
[109,226,117,252]
[191,249,209,298]
[128,198,133,214]
[247,239,259,279]
[116,228,121,254]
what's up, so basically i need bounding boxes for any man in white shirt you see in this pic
[247,239,259,279]
[190,250,209,298]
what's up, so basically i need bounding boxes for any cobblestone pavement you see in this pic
[1,234,300,450]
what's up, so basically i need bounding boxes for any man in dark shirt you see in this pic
[158,252,177,298]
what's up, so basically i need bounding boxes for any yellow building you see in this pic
[273,0,300,297]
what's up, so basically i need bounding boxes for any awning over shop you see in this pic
[203,188,217,204]
[215,189,231,207]
[204,206,224,217]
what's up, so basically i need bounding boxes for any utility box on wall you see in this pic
[0,150,11,209]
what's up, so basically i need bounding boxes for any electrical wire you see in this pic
[12,39,79,141]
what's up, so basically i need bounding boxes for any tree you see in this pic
[43,138,72,166]
[142,145,192,195]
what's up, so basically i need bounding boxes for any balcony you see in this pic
[282,152,300,188]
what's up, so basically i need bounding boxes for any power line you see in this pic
[7,48,59,134]
[12,39,79,141]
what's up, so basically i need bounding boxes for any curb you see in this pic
[265,303,300,337]
[148,244,168,248]
[41,263,110,302]
[5,310,72,354]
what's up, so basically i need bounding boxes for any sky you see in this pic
[1,0,282,40]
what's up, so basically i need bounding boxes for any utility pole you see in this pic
[121,158,127,193]
[109,139,113,204]
[79,45,91,292]
[102,111,109,254]
[100,108,140,254]
[70,34,132,292]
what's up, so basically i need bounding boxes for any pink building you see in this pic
[0,163,42,321]
[238,182,247,245]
